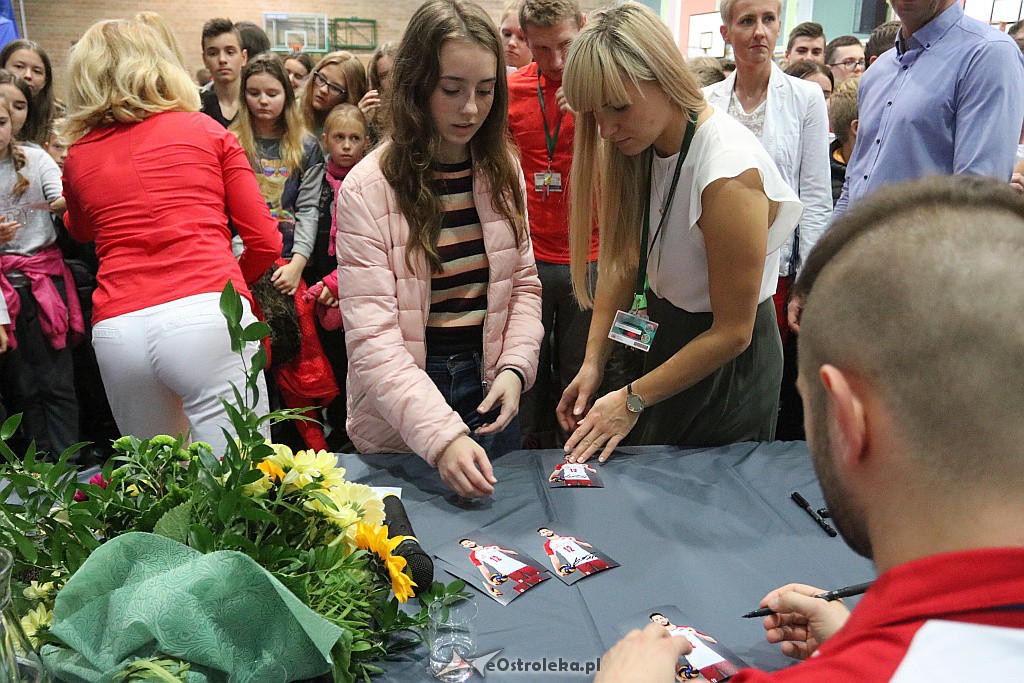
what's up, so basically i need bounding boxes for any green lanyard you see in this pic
[631,111,699,314]
[537,71,562,164]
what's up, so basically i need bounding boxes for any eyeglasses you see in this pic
[313,71,348,98]
[829,58,865,70]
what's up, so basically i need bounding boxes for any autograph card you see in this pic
[435,534,551,605]
[527,524,619,585]
[621,606,746,682]
[545,454,604,488]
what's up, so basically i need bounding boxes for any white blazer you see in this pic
[703,62,832,276]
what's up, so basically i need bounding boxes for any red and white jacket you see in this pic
[733,548,1024,681]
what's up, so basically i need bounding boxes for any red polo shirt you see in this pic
[732,547,1024,681]
[507,63,599,265]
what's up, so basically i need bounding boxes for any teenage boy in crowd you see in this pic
[594,176,1024,682]
[507,0,598,447]
[824,35,865,85]
[785,22,826,65]
[199,18,246,128]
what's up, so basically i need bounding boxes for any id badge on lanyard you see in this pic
[608,112,698,353]
[536,74,563,200]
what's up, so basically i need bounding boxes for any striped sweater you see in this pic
[426,158,489,357]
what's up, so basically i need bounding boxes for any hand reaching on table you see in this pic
[564,387,638,464]
[759,583,851,660]
[595,623,691,683]
[437,435,497,498]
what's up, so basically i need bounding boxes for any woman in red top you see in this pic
[61,18,281,455]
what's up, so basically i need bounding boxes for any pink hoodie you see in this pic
[336,146,543,465]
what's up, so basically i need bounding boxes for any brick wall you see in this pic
[20,0,606,99]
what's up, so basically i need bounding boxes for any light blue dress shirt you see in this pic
[835,2,1024,215]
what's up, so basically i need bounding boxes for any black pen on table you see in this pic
[791,491,837,537]
[741,581,874,619]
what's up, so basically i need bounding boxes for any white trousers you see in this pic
[91,292,269,456]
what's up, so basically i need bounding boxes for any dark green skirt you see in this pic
[631,293,782,447]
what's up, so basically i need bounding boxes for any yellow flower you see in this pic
[257,459,285,482]
[20,603,52,648]
[282,450,346,491]
[328,482,385,527]
[265,443,296,472]
[355,523,416,603]
[23,581,54,601]
[303,492,359,530]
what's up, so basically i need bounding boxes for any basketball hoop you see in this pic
[288,42,304,53]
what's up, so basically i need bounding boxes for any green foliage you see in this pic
[0,283,455,683]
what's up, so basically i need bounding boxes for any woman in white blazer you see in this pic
[705,0,832,439]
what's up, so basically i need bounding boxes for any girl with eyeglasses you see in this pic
[299,52,369,140]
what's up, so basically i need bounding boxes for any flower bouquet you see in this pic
[0,283,468,682]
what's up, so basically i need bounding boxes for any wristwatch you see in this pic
[625,383,646,414]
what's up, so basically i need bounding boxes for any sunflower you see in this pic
[355,523,416,602]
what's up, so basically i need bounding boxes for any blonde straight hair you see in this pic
[230,53,307,174]
[562,2,705,307]
[63,19,199,143]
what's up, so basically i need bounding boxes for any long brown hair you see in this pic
[230,53,307,174]
[382,0,526,273]
[299,51,368,134]
[0,40,54,146]
[0,94,30,198]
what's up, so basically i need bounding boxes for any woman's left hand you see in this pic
[564,387,638,464]
[476,369,523,436]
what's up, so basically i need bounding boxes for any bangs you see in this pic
[563,38,632,114]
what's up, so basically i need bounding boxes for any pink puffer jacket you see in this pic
[336,146,543,466]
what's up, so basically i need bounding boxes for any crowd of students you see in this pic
[3,0,1024,678]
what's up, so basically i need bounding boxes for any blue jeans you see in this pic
[425,352,522,458]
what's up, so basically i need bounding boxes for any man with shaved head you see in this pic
[594,176,1024,682]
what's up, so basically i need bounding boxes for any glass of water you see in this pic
[427,596,478,682]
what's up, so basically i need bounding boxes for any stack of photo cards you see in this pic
[435,535,552,605]
[527,524,619,585]
[544,453,604,488]
[434,525,621,604]
[622,606,747,682]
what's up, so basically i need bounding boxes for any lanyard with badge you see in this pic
[608,111,698,353]
[535,70,563,199]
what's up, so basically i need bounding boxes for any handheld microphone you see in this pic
[382,494,433,596]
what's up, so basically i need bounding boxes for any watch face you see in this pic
[626,394,644,413]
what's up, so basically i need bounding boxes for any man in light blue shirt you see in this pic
[834,0,1024,215]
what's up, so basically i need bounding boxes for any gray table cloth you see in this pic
[340,442,876,681]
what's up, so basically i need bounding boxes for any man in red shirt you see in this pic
[507,0,598,447]
[595,177,1024,681]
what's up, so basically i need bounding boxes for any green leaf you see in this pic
[9,529,37,564]
[0,413,21,440]
[188,524,215,553]
[241,321,271,342]
[153,501,192,544]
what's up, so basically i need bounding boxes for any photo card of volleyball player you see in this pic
[544,453,604,488]
[434,533,551,605]
[621,605,746,683]
[529,524,619,585]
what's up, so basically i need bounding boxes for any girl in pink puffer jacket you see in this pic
[336,0,543,499]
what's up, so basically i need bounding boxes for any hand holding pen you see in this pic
[750,583,858,661]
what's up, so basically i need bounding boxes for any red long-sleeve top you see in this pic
[63,111,282,324]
